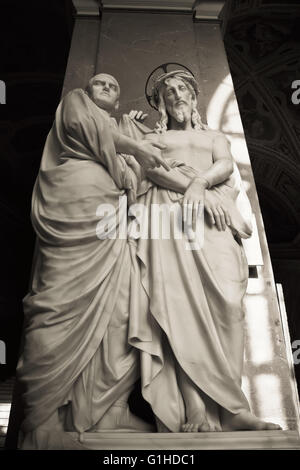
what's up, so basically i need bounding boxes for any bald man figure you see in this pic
[17,74,167,449]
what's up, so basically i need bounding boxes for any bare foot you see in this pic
[181,409,214,433]
[222,410,282,431]
[91,404,155,432]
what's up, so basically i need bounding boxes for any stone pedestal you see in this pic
[68,430,300,450]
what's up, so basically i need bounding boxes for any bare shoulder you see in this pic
[193,128,219,143]
[195,129,231,149]
[209,129,230,144]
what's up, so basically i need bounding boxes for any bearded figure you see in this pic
[124,69,281,433]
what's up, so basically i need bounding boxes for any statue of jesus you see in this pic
[127,69,281,433]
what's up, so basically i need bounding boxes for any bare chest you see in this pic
[160,130,214,170]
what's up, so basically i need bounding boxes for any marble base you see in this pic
[68,430,300,450]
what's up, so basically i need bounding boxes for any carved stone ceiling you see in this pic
[222,1,300,253]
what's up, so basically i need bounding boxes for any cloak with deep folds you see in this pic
[120,116,254,432]
[17,89,141,435]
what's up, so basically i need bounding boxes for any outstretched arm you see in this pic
[110,128,170,171]
[146,165,192,193]
[143,133,193,192]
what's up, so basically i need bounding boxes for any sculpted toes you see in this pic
[213,425,222,432]
[266,422,281,430]
[199,422,210,432]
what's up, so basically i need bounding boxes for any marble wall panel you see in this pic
[96,11,206,125]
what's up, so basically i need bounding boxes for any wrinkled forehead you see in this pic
[90,74,120,92]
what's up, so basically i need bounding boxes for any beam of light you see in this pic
[246,277,265,296]
[206,73,251,167]
[244,294,274,366]
[253,374,286,429]
[0,403,11,441]
[206,73,241,131]
[242,375,251,402]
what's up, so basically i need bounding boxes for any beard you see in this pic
[170,102,192,124]
[174,108,185,123]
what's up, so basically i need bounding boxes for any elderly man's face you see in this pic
[88,74,120,113]
[163,77,194,124]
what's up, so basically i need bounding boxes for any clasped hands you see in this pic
[182,177,232,232]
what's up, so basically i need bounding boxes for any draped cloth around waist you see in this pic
[120,115,253,431]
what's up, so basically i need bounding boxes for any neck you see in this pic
[169,116,193,131]
[100,107,112,117]
[87,94,113,117]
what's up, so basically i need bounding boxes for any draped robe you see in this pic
[18,92,254,443]
[120,117,254,432]
[17,89,140,437]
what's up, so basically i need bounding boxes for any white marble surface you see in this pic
[68,430,300,450]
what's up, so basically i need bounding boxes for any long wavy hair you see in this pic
[152,71,208,134]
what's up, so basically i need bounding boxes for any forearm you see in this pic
[146,158,233,194]
[199,159,233,188]
[111,128,141,156]
[146,167,192,193]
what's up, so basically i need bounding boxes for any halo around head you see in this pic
[145,63,198,109]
